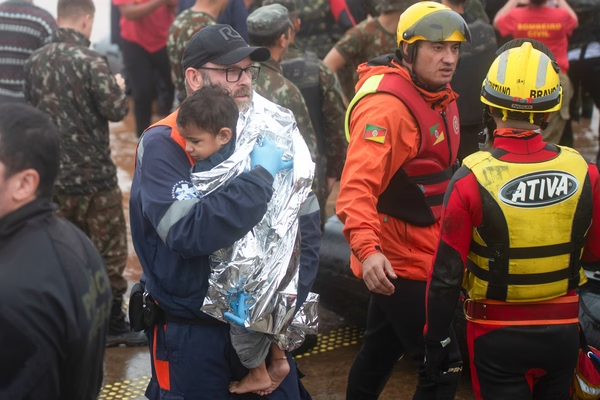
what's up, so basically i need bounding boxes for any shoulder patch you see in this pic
[172,180,198,200]
[363,124,387,144]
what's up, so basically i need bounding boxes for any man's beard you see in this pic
[201,73,253,112]
[233,87,253,112]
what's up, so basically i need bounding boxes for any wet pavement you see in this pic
[101,102,599,399]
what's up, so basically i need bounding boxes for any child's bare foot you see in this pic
[255,356,290,396]
[229,368,272,394]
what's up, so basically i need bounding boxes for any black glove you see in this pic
[424,337,451,384]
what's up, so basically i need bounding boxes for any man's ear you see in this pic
[294,18,301,32]
[82,14,92,29]
[278,33,288,48]
[185,68,204,93]
[217,127,233,145]
[12,169,39,202]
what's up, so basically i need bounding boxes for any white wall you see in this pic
[33,0,111,44]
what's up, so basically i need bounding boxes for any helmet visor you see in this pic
[402,9,471,43]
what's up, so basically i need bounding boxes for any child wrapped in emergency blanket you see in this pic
[180,86,319,395]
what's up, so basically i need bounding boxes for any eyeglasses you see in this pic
[197,65,261,82]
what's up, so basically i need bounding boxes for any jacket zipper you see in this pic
[441,111,452,166]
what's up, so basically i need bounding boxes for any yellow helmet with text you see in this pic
[481,39,562,125]
[396,1,471,62]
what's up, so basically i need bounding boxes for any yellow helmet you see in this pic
[481,39,562,124]
[396,1,470,62]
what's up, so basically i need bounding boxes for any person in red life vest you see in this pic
[424,38,600,400]
[336,2,470,398]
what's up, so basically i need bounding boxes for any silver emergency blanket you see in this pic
[192,92,319,351]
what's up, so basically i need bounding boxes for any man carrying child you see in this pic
[129,24,321,399]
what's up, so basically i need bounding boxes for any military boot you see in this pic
[106,299,148,347]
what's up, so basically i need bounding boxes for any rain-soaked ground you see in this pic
[100,100,599,400]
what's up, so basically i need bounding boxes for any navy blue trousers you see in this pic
[145,320,311,399]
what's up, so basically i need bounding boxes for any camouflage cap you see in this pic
[376,0,418,13]
[262,0,296,14]
[247,4,294,38]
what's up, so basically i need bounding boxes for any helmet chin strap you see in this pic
[540,113,551,131]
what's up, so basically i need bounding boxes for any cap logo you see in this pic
[218,26,242,41]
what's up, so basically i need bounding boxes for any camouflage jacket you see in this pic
[167,10,216,96]
[334,17,397,99]
[283,44,347,180]
[254,57,318,161]
[294,0,344,59]
[24,28,128,195]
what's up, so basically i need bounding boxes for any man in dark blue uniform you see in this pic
[129,24,321,399]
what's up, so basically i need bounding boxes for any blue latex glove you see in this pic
[224,292,251,327]
[250,137,294,178]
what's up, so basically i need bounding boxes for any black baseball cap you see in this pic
[182,24,271,71]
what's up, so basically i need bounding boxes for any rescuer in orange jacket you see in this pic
[336,2,471,398]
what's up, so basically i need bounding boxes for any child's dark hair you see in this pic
[177,85,239,137]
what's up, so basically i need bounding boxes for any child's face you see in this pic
[179,124,231,161]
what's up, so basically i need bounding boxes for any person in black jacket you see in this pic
[443,0,498,161]
[0,103,112,400]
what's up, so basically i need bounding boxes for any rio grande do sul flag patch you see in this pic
[363,124,387,144]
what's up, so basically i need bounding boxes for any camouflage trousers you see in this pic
[54,184,128,302]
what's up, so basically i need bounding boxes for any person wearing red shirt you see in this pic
[113,0,176,137]
[493,0,578,145]
[424,39,600,400]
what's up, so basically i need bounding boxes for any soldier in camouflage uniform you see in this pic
[167,0,229,103]
[247,5,319,163]
[264,0,348,228]
[294,0,344,59]
[248,5,327,226]
[324,0,413,100]
[23,0,146,347]
[443,0,497,160]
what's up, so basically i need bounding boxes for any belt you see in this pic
[165,313,223,326]
[463,295,579,326]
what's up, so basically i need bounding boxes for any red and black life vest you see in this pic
[346,72,460,226]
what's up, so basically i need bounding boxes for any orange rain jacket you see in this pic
[337,59,459,281]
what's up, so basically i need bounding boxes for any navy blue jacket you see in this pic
[130,122,321,321]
